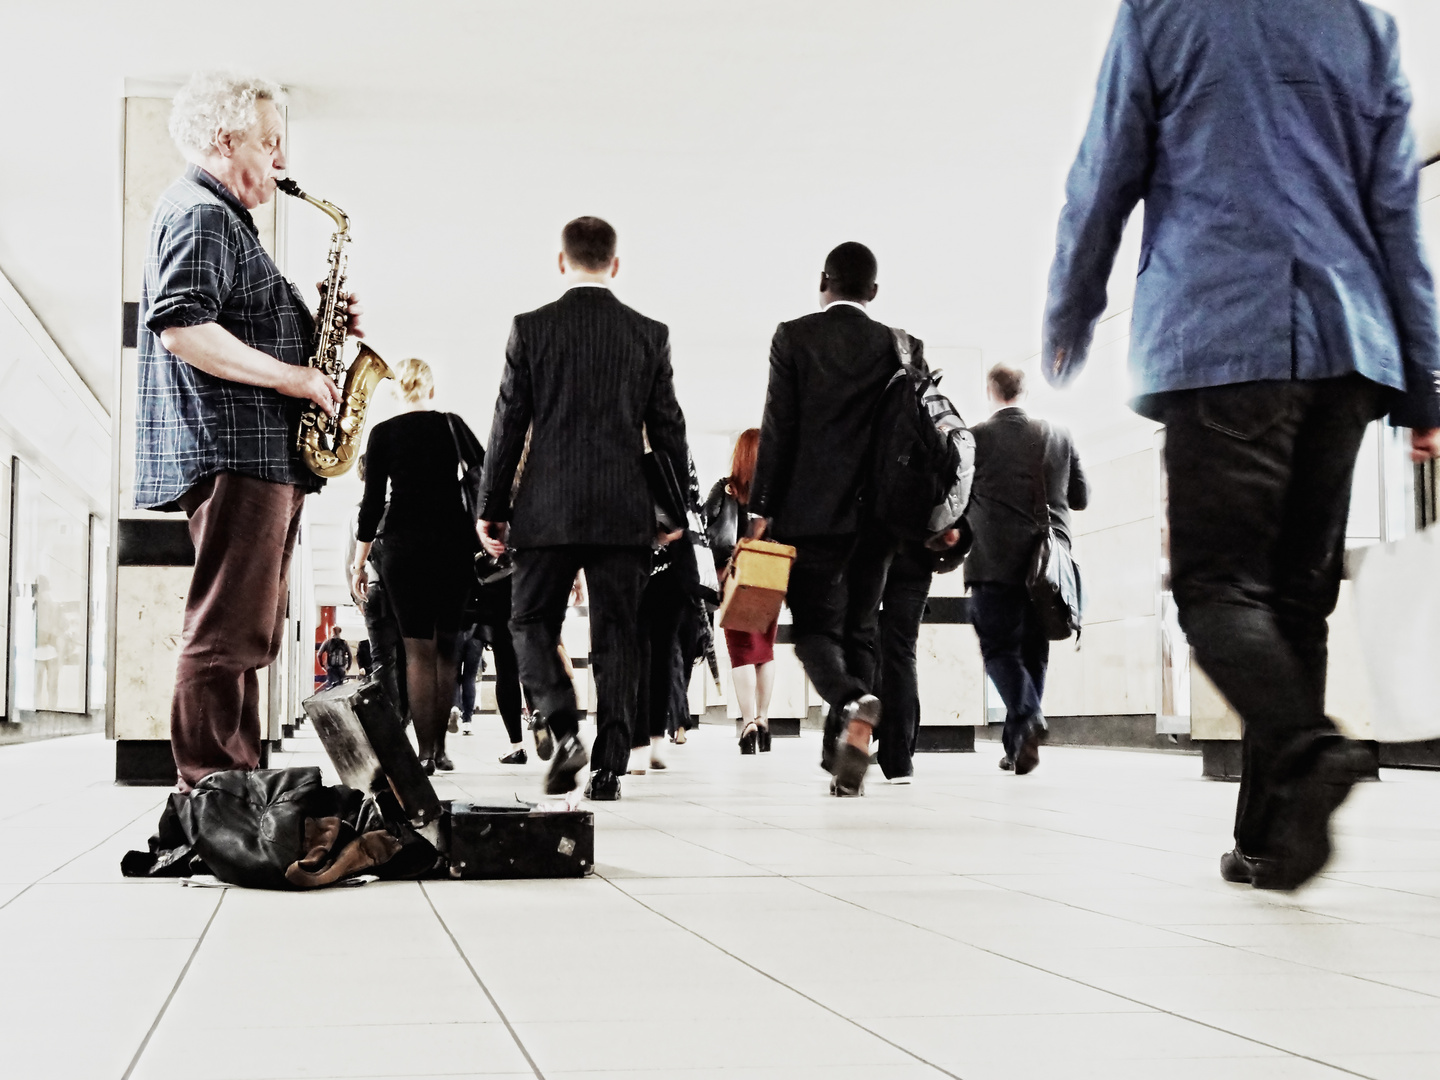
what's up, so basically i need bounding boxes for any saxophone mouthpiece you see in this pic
[276,177,305,199]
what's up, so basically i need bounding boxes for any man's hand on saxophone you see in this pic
[318,282,366,340]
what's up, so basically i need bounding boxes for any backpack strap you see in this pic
[890,326,912,366]
[1030,418,1051,532]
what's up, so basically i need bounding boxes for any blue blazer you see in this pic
[1043,0,1440,429]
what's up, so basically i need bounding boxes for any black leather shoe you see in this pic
[832,741,870,796]
[821,740,837,775]
[585,769,622,801]
[530,713,555,761]
[1255,736,1371,891]
[434,752,455,772]
[842,694,882,729]
[1220,847,1268,885]
[829,774,865,797]
[998,755,1015,771]
[739,724,758,755]
[544,734,588,795]
[420,757,436,776]
[499,748,527,766]
[758,725,772,753]
[1013,716,1048,776]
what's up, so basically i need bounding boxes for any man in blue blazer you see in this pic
[1044,0,1440,890]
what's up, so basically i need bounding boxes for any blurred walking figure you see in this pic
[351,358,484,776]
[961,365,1087,776]
[317,626,352,690]
[1045,0,1440,889]
[707,428,776,754]
[479,217,691,803]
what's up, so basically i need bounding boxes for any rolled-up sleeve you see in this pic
[144,204,238,334]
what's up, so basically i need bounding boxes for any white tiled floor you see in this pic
[4,726,1440,1079]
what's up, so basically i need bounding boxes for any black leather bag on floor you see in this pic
[1024,421,1083,642]
[185,767,326,890]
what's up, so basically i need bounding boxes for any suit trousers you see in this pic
[1158,375,1385,858]
[784,527,897,758]
[172,472,305,792]
[509,545,651,776]
[969,582,1050,758]
[635,568,687,749]
[876,544,933,779]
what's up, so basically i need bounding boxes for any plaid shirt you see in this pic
[134,165,320,510]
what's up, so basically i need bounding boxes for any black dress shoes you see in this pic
[420,757,436,776]
[544,734,588,795]
[1220,847,1269,885]
[1254,736,1372,891]
[433,751,455,772]
[585,769,622,801]
[529,713,555,761]
[831,741,870,797]
[1013,716,1048,776]
[499,748,528,765]
[998,755,1015,771]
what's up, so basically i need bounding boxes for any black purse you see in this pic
[444,413,514,589]
[1024,421,1083,642]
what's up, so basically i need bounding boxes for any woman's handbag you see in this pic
[1024,421,1083,642]
[444,413,485,523]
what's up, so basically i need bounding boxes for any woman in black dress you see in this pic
[350,358,482,774]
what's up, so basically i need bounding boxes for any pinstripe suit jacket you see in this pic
[479,286,690,548]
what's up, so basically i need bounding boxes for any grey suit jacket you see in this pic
[962,408,1089,587]
[479,287,690,548]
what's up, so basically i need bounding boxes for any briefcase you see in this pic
[443,801,595,879]
[717,538,796,633]
[302,679,443,826]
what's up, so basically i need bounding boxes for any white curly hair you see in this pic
[168,72,284,156]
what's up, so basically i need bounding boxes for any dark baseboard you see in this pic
[1379,740,1440,770]
[916,725,976,753]
[281,723,296,740]
[0,711,103,744]
[977,714,1197,755]
[115,740,177,786]
[1199,740,1243,780]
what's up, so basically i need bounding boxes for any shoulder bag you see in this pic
[1024,420,1083,642]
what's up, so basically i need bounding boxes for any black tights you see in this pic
[404,632,459,761]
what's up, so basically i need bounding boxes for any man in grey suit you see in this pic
[1044,0,1440,889]
[962,364,1087,777]
[479,217,690,802]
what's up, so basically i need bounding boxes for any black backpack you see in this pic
[868,329,974,540]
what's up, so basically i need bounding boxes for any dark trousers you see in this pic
[480,621,524,744]
[969,582,1049,758]
[361,573,407,720]
[635,569,686,749]
[1158,376,1384,858]
[510,545,651,776]
[172,472,305,792]
[454,631,483,718]
[876,544,933,779]
[784,527,897,754]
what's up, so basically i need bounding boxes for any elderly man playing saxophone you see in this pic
[134,72,362,791]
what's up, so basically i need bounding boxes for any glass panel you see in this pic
[9,459,90,716]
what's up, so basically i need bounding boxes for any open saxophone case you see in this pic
[302,679,595,880]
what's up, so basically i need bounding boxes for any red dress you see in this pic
[725,620,779,667]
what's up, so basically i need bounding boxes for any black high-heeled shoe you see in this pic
[739,724,758,755]
[757,724,772,753]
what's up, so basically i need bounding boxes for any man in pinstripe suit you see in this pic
[479,217,691,802]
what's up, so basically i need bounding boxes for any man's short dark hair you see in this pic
[987,363,1026,402]
[823,242,878,300]
[562,216,617,271]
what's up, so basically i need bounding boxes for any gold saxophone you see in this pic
[276,178,393,478]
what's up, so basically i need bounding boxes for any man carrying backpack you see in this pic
[962,364,1088,775]
[750,242,938,797]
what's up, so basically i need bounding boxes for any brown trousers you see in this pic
[172,472,305,792]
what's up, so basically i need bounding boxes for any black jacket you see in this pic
[479,287,690,548]
[750,305,912,537]
[962,408,1089,586]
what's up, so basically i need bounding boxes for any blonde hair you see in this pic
[395,358,434,404]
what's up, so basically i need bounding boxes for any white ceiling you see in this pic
[4,0,1440,606]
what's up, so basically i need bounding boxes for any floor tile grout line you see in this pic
[419,880,547,1080]
[599,874,967,1080]
[119,889,225,1080]
[0,799,165,911]
[787,876,1380,1080]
